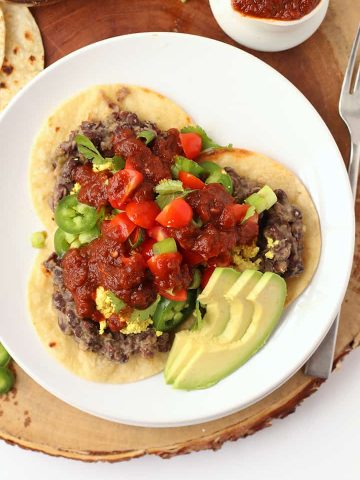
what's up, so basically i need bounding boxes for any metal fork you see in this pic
[304,25,360,379]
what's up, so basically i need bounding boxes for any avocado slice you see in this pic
[164,304,230,383]
[172,273,287,390]
[197,267,240,305]
[245,185,277,213]
[164,268,241,384]
[220,270,263,343]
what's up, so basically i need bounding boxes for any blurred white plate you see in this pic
[0,33,354,427]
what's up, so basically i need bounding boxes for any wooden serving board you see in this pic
[0,0,359,462]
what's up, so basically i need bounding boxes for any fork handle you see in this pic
[349,142,360,201]
[304,141,359,378]
[303,313,340,378]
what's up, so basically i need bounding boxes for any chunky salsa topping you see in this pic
[58,126,255,324]
[53,118,260,331]
[232,0,321,21]
[49,111,302,346]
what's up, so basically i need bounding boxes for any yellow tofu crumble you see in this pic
[70,182,81,195]
[264,237,280,260]
[93,161,113,172]
[95,287,153,335]
[98,320,107,335]
[232,243,261,272]
[120,318,153,335]
[95,286,116,319]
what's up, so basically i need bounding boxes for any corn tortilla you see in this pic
[201,148,321,305]
[0,6,5,69]
[28,248,169,383]
[28,84,192,383]
[28,86,320,383]
[29,84,192,231]
[0,4,44,111]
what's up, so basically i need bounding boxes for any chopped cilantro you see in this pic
[137,129,156,145]
[180,125,232,151]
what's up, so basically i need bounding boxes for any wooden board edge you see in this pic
[1,317,358,463]
[0,376,324,462]
[1,351,353,462]
[1,323,358,463]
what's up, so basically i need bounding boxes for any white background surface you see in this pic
[1,347,360,479]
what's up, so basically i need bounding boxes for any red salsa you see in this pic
[60,123,259,324]
[232,0,321,20]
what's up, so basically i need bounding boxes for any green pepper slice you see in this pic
[0,343,10,367]
[189,269,201,289]
[137,129,156,145]
[205,170,233,195]
[199,161,222,175]
[55,195,98,234]
[31,231,47,249]
[153,238,177,255]
[198,161,233,194]
[54,226,100,257]
[242,205,256,224]
[0,366,14,395]
[78,227,100,244]
[154,179,184,195]
[54,228,69,256]
[172,156,204,179]
[152,290,197,332]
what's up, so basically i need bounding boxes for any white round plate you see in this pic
[0,33,354,427]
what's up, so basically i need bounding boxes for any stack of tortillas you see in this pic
[0,2,44,112]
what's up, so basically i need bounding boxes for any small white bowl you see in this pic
[209,0,329,52]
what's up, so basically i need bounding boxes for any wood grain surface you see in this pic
[0,0,359,462]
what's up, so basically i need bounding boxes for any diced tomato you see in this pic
[156,198,193,228]
[179,133,202,160]
[219,204,259,230]
[238,212,259,244]
[247,212,259,224]
[219,204,236,229]
[102,213,136,243]
[147,252,183,280]
[179,171,205,190]
[201,266,215,289]
[230,204,250,223]
[129,227,141,243]
[182,250,206,266]
[159,288,187,302]
[125,158,137,170]
[140,238,156,260]
[208,252,232,267]
[107,169,143,209]
[147,252,183,278]
[147,252,192,294]
[148,225,170,242]
[125,201,160,229]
